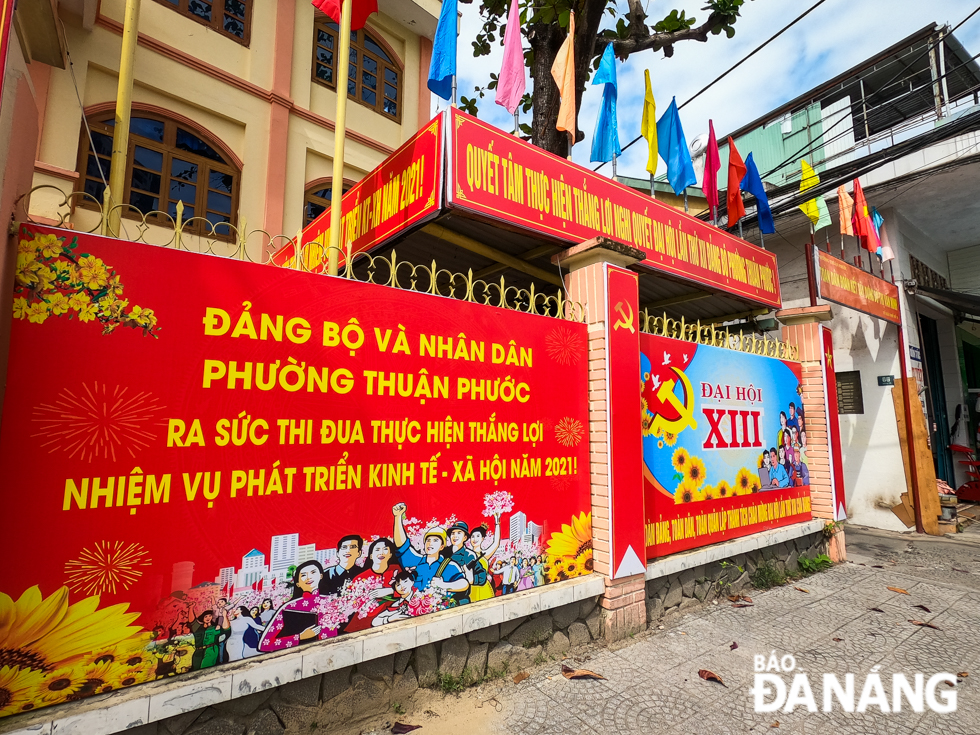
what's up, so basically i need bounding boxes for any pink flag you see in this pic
[703,120,720,221]
[495,0,526,114]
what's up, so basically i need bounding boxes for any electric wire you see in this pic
[593,0,831,171]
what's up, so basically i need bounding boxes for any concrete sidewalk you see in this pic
[367,526,980,735]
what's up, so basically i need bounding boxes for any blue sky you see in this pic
[435,0,980,180]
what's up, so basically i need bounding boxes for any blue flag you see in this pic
[740,153,775,234]
[590,45,621,163]
[871,206,884,259]
[428,0,457,101]
[656,97,697,195]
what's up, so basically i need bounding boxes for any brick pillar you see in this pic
[777,305,846,562]
[557,237,648,640]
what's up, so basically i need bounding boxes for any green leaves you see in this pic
[653,9,697,33]
[459,96,480,116]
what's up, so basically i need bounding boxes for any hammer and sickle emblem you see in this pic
[613,301,635,333]
[651,366,698,435]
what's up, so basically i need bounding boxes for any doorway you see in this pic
[919,315,954,482]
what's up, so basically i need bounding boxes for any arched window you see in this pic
[312,18,401,122]
[153,0,252,44]
[304,180,351,228]
[77,112,240,239]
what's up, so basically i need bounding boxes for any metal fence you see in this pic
[20,184,587,323]
[641,308,798,361]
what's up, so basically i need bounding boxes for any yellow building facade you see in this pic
[28,0,440,259]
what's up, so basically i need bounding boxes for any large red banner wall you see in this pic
[0,225,591,716]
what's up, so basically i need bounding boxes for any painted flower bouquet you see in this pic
[336,575,385,620]
[13,229,160,337]
[483,490,514,518]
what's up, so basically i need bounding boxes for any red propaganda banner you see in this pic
[271,114,444,270]
[822,326,847,520]
[447,108,781,309]
[0,224,590,717]
[641,332,812,558]
[605,266,647,578]
[814,248,900,324]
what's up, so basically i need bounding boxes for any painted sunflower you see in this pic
[36,666,86,705]
[716,480,733,499]
[702,485,716,502]
[0,666,44,717]
[564,559,581,578]
[735,468,753,494]
[574,550,594,574]
[0,586,142,679]
[545,512,593,560]
[663,431,678,447]
[675,480,700,504]
[684,456,707,489]
[671,447,690,474]
[748,474,762,494]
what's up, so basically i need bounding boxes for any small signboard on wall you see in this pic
[836,371,865,414]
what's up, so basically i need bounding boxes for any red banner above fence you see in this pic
[814,249,901,324]
[0,224,590,717]
[273,114,444,271]
[447,109,781,309]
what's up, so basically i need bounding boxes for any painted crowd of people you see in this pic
[758,400,810,489]
[149,503,547,674]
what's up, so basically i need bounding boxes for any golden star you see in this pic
[825,349,833,369]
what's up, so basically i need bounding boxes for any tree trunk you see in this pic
[528,3,606,157]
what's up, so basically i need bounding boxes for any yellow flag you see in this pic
[799,160,832,231]
[641,70,658,176]
[799,160,820,224]
[551,12,576,137]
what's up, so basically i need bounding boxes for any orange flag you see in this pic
[551,12,576,141]
[727,137,746,224]
[837,186,854,236]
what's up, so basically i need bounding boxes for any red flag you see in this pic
[704,121,721,221]
[257,577,264,593]
[851,178,874,252]
[726,137,746,225]
[312,0,378,31]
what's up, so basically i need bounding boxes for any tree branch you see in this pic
[597,12,726,58]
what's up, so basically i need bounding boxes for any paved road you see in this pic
[384,526,980,735]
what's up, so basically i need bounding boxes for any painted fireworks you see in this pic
[32,382,166,462]
[545,326,583,365]
[554,416,585,448]
[65,540,151,595]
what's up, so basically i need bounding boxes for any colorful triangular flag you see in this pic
[837,186,854,236]
[656,97,696,195]
[427,0,458,101]
[640,70,658,177]
[590,44,620,163]
[741,152,774,234]
[551,12,576,141]
[495,0,525,115]
[704,120,721,221]
[799,161,832,231]
[727,137,747,224]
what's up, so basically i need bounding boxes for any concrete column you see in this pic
[777,305,846,561]
[557,237,648,640]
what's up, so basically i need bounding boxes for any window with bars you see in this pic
[154,0,251,44]
[312,19,401,122]
[304,181,351,228]
[78,113,240,240]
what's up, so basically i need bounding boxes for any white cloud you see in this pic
[444,0,980,180]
